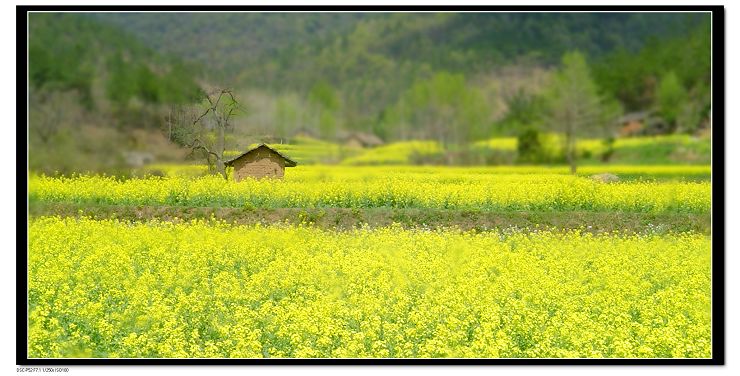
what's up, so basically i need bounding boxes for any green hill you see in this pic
[90,13,706,90]
[30,13,202,111]
[88,12,710,139]
[28,13,204,174]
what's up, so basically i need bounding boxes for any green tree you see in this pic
[389,72,490,147]
[545,51,618,174]
[497,89,547,137]
[676,81,711,133]
[656,71,686,131]
[516,128,544,163]
[592,16,710,111]
[308,81,340,140]
[274,94,301,141]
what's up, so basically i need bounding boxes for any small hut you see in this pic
[341,131,384,148]
[224,144,297,181]
[616,111,671,137]
[617,111,650,137]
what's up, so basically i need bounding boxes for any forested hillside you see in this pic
[92,13,705,90]
[90,12,710,141]
[90,12,366,84]
[28,13,204,173]
[28,12,712,173]
[30,13,202,111]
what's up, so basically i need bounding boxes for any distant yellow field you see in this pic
[30,168,710,213]
[340,141,443,165]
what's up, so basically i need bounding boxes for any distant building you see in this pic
[224,144,297,181]
[617,111,669,137]
[617,111,650,137]
[340,131,384,148]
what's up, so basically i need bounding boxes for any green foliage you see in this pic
[29,13,202,111]
[308,82,341,139]
[28,14,101,108]
[93,13,706,89]
[547,51,603,119]
[547,53,592,129]
[28,13,206,175]
[308,81,340,111]
[592,15,710,111]
[90,13,366,82]
[106,58,202,108]
[496,90,547,135]
[28,13,712,176]
[382,72,490,146]
[88,13,709,143]
[656,71,686,129]
[505,91,546,127]
[517,129,544,163]
[545,51,622,172]
[601,137,616,162]
[274,95,300,139]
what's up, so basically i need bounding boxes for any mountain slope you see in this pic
[88,12,367,85]
[30,13,202,110]
[89,12,707,91]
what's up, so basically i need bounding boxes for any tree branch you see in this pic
[185,138,221,160]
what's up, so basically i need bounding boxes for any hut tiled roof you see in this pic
[224,144,298,167]
[355,132,384,147]
[339,131,384,147]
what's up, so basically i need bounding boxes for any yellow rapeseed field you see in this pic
[340,141,443,165]
[28,217,710,358]
[29,169,709,212]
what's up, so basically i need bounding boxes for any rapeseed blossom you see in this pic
[28,217,711,358]
[29,170,709,213]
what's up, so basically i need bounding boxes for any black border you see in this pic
[17,4,725,366]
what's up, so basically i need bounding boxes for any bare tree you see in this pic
[170,88,242,179]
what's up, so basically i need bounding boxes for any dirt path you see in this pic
[28,202,711,234]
